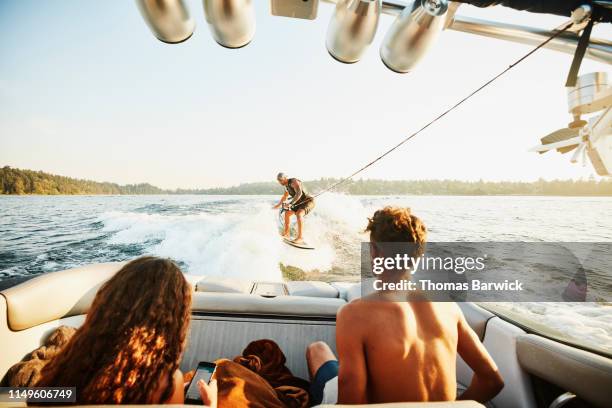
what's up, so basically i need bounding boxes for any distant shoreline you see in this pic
[2,193,611,198]
[2,166,611,196]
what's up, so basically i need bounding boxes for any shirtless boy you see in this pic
[306,206,504,405]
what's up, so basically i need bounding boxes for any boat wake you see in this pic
[98,193,369,281]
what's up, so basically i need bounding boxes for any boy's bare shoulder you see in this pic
[340,295,406,317]
[337,297,381,321]
[433,302,464,324]
[339,297,462,321]
[424,301,461,313]
[336,300,361,331]
[338,297,366,315]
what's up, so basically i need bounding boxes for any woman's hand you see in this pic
[198,379,218,408]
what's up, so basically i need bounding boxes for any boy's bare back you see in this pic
[336,292,504,404]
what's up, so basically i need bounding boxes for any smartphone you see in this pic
[185,362,217,404]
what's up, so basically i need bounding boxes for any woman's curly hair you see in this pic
[366,206,427,258]
[36,257,192,404]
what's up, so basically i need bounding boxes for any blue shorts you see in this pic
[310,360,339,405]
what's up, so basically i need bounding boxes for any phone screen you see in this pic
[185,362,216,403]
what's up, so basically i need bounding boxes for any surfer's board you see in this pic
[282,237,315,250]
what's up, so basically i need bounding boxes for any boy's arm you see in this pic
[336,304,368,404]
[457,313,504,403]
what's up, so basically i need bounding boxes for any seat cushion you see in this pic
[1,262,125,331]
[517,333,612,408]
[331,282,362,302]
[195,277,254,294]
[287,281,339,298]
[192,292,345,318]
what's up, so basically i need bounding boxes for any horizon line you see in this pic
[1,165,609,192]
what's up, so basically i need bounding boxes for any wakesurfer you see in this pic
[273,172,315,244]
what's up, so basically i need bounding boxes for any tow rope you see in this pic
[302,19,575,203]
[565,17,595,87]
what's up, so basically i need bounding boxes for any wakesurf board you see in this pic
[282,237,315,250]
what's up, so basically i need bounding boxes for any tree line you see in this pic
[2,166,611,196]
[1,166,164,195]
[192,177,612,196]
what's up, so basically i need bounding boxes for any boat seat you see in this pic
[1,264,347,332]
[195,277,254,294]
[332,281,362,302]
[196,278,341,299]
[287,281,339,298]
[192,292,345,318]
[0,262,126,331]
[517,333,612,408]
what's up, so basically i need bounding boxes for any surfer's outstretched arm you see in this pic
[273,191,289,209]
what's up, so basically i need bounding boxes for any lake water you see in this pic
[1,194,611,353]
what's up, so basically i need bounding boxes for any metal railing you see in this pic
[321,0,612,64]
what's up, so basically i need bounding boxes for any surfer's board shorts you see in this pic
[310,360,338,405]
[291,197,315,215]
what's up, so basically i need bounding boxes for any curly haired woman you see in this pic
[36,256,217,406]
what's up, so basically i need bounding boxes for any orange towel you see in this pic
[215,359,285,408]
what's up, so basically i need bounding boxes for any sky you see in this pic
[0,0,611,189]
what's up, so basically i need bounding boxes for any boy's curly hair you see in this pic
[366,207,427,258]
[366,206,427,243]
